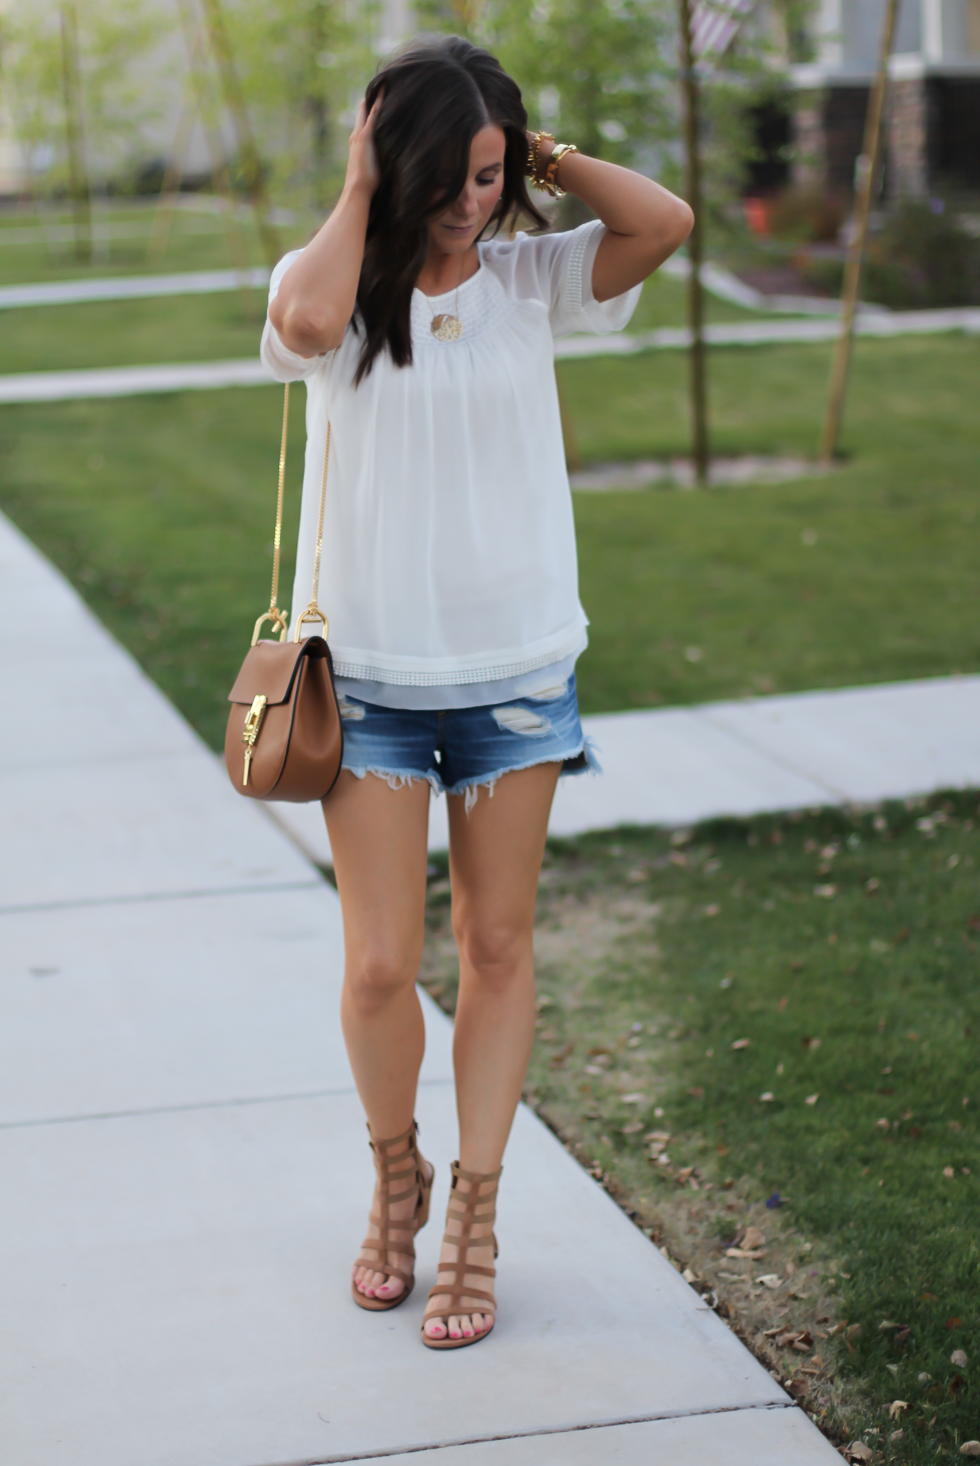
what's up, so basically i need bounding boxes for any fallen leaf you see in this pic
[814,884,837,899]
[947,1317,963,1329]
[646,1130,671,1144]
[732,1038,750,1050]
[865,878,880,894]
[755,1273,782,1288]
[584,1064,604,1076]
[827,1322,847,1337]
[951,1348,969,1367]
[960,1443,980,1458]
[550,1042,574,1067]
[778,995,789,1010]
[875,1118,890,1131]
[716,1142,729,1155]
[704,903,720,917]
[726,1246,765,1260]
[846,1443,873,1462]
[805,1094,819,1105]
[742,1227,766,1249]
[682,1267,697,1283]
[621,1120,643,1134]
[878,1320,901,1330]
[846,1323,862,1338]
[943,1166,955,1178]
[621,1092,646,1104]
[888,1430,904,1444]
[921,1292,937,1302]
[888,1400,909,1420]
[802,1035,822,1050]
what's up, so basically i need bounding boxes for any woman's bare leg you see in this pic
[423,761,560,1342]
[324,770,432,1303]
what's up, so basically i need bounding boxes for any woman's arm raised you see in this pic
[535,141,693,303]
[268,98,381,357]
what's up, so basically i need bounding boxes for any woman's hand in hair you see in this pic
[345,95,382,198]
[268,94,383,357]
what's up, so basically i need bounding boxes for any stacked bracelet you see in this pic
[527,131,579,199]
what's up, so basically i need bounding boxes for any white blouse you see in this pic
[260,219,639,709]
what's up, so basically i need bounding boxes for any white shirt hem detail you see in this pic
[328,623,588,687]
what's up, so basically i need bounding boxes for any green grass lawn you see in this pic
[1,334,976,748]
[0,201,312,285]
[0,291,268,375]
[420,793,980,1462]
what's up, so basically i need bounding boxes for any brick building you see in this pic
[790,0,980,198]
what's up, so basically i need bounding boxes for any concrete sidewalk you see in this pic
[0,510,841,1465]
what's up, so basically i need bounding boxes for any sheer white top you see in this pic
[260,219,640,708]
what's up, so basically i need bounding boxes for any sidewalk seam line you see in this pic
[692,707,850,803]
[239,1399,799,1464]
[0,878,325,917]
[0,1078,454,1132]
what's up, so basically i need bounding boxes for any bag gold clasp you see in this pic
[241,694,268,786]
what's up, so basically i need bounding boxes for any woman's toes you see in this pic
[448,1315,464,1339]
[425,1318,448,1340]
[376,1276,404,1299]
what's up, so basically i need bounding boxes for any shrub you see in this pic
[768,185,848,243]
[862,200,980,308]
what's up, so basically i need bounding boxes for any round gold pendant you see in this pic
[430,313,463,343]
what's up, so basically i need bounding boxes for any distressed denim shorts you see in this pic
[337,673,599,808]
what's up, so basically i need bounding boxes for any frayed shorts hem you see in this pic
[343,736,601,812]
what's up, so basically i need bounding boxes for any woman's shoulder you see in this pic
[480,221,603,296]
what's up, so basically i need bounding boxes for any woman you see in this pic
[262,34,692,1350]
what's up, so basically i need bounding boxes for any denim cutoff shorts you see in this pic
[338,673,599,808]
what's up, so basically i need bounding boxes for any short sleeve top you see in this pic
[261,219,639,707]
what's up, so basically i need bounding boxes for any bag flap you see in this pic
[228,640,300,705]
[228,636,330,706]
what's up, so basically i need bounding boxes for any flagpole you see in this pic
[678,0,709,486]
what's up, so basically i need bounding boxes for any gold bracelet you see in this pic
[528,134,578,199]
[544,142,578,199]
[527,131,555,187]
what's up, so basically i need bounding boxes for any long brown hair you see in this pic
[352,35,549,383]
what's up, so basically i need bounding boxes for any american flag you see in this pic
[691,0,754,60]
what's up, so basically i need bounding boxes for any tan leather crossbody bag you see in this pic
[224,384,344,802]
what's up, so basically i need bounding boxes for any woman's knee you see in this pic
[345,941,422,1015]
[454,915,531,992]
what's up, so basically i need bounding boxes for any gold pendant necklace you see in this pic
[428,257,465,342]
[430,311,463,342]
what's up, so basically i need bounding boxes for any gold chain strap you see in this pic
[250,383,333,647]
[292,420,331,642]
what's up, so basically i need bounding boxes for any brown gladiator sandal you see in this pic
[351,1120,433,1312]
[421,1162,501,1349]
